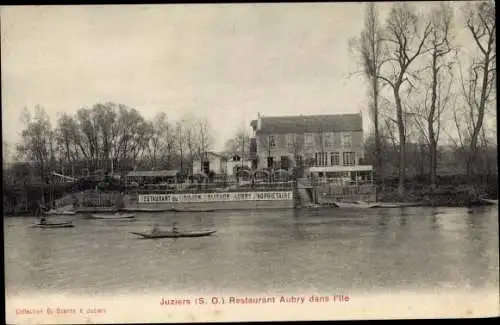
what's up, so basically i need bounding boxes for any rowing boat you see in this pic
[32,221,74,228]
[170,208,216,213]
[45,209,76,216]
[88,213,136,220]
[129,230,216,239]
[480,198,498,205]
[333,201,380,208]
[375,202,423,208]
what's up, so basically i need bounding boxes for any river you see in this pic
[4,205,499,300]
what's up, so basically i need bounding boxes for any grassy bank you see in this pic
[378,175,498,207]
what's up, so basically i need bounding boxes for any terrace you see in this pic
[124,169,295,194]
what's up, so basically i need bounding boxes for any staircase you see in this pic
[294,178,315,208]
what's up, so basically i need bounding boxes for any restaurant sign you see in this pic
[138,191,293,203]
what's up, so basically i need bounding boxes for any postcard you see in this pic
[2,2,498,323]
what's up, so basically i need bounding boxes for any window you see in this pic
[287,134,296,148]
[323,132,334,147]
[342,132,352,148]
[281,156,290,170]
[304,133,313,147]
[315,152,328,166]
[267,156,274,168]
[268,135,276,148]
[330,152,340,166]
[295,155,304,167]
[342,152,356,166]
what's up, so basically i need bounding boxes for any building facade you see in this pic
[192,152,228,175]
[250,113,364,170]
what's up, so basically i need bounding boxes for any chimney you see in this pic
[257,113,262,131]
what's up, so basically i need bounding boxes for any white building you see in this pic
[192,152,227,175]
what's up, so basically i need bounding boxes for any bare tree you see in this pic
[144,112,173,170]
[349,2,387,195]
[224,129,250,157]
[412,3,456,188]
[197,117,213,162]
[16,105,54,185]
[182,116,199,174]
[175,120,185,172]
[458,0,496,176]
[379,3,432,197]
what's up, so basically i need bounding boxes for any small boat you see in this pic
[32,221,74,228]
[375,202,423,208]
[45,209,76,216]
[170,208,216,213]
[129,229,216,239]
[88,213,136,220]
[480,198,498,205]
[121,207,168,212]
[333,201,380,208]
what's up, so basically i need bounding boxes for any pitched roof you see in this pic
[253,113,363,134]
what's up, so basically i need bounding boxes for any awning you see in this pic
[308,165,373,173]
[126,170,179,178]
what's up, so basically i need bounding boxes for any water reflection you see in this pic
[430,207,440,231]
[399,214,407,227]
[4,206,499,296]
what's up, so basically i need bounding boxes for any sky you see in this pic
[0,2,489,159]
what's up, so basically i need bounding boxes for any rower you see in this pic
[152,224,161,235]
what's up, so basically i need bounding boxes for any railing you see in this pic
[125,180,295,194]
[311,177,374,186]
[315,183,377,203]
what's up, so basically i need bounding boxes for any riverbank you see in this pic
[378,179,498,207]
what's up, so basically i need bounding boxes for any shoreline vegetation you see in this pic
[378,175,498,207]
[3,174,498,217]
[3,3,497,216]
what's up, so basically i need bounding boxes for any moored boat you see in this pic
[129,229,216,239]
[375,202,423,208]
[333,201,380,208]
[45,209,76,216]
[480,198,498,205]
[32,221,74,228]
[121,207,168,212]
[171,208,216,212]
[88,213,136,220]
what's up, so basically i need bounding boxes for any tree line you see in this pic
[14,102,214,182]
[349,1,496,198]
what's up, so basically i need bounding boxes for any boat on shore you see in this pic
[375,202,423,208]
[480,198,498,205]
[76,207,117,213]
[88,213,136,220]
[171,208,216,213]
[129,229,216,239]
[45,209,76,216]
[121,207,168,212]
[32,221,74,228]
[332,201,380,208]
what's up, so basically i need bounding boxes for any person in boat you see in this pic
[38,200,49,214]
[172,221,178,234]
[39,211,47,225]
[151,224,161,235]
